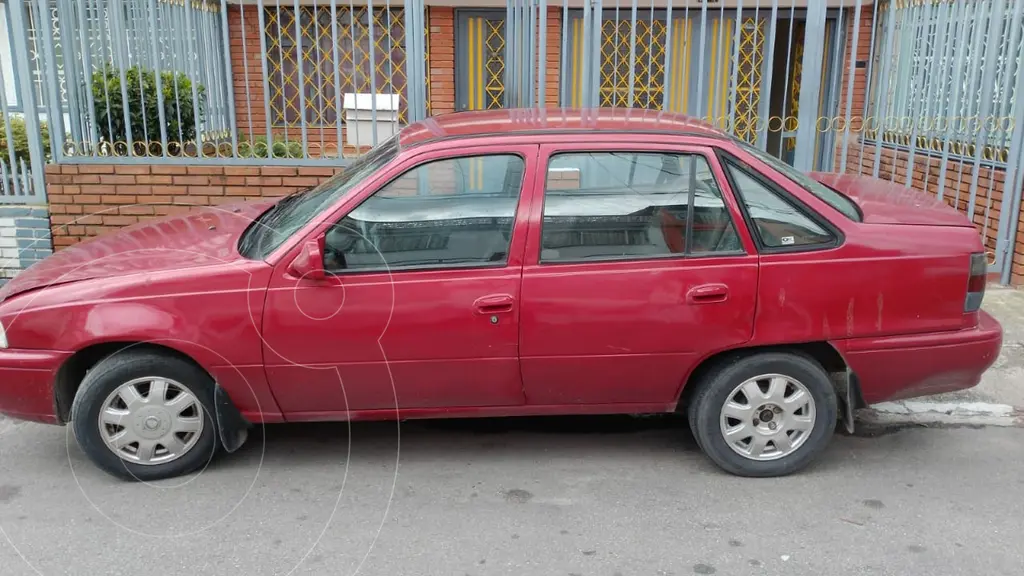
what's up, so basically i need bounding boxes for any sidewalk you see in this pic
[861,285,1024,427]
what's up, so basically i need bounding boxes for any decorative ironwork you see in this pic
[265,6,410,126]
[733,18,766,143]
[598,17,666,109]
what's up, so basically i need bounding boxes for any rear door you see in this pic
[518,142,759,406]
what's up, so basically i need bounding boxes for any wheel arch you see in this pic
[676,341,859,413]
[54,341,213,425]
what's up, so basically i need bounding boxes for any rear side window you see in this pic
[723,160,835,249]
[540,152,742,263]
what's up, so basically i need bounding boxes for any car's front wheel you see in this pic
[70,349,219,481]
[688,351,838,477]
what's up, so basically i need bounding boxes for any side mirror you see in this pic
[288,236,326,281]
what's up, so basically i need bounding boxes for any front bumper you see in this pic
[0,348,71,424]
[836,311,1003,405]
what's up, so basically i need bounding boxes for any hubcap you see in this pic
[719,373,816,461]
[98,377,204,466]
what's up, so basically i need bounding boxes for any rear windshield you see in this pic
[735,140,862,222]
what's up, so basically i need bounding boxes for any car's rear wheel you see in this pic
[70,349,218,481]
[688,351,837,477]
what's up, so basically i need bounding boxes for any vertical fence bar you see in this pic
[663,0,673,111]
[919,1,954,192]
[996,5,1024,282]
[538,0,546,107]
[966,0,1005,221]
[110,0,136,155]
[694,1,708,119]
[7,0,46,196]
[902,2,928,185]
[56,0,83,149]
[33,0,64,162]
[953,1,991,208]
[76,0,99,155]
[403,0,423,121]
[937,0,970,199]
[219,0,237,153]
[368,0,380,143]
[146,0,168,157]
[580,0,591,108]
[291,0,308,154]
[559,0,568,105]
[855,0,880,176]
[727,0,742,135]
[183,0,204,155]
[256,0,275,155]
[624,0,636,108]
[792,0,826,171]
[871,1,899,178]
[239,2,255,145]
[348,0,360,152]
[0,44,19,178]
[0,162,9,199]
[756,0,779,149]
[838,0,863,172]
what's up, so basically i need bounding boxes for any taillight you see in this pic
[965,252,987,312]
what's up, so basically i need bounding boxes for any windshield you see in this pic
[238,136,400,260]
[735,140,862,222]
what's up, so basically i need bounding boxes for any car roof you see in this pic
[398,108,730,148]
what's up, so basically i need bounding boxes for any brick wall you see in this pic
[429,7,456,115]
[0,205,53,286]
[44,165,339,246]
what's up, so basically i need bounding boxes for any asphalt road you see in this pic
[0,415,1022,576]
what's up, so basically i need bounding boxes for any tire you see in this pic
[688,351,837,478]
[70,348,219,481]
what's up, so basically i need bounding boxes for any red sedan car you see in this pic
[0,110,1001,480]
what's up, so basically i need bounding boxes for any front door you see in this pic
[262,144,539,418]
[456,10,506,111]
[519,142,759,406]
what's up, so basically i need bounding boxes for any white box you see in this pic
[343,93,401,147]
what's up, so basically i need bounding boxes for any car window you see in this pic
[540,152,742,263]
[323,154,524,272]
[735,139,862,222]
[723,160,835,249]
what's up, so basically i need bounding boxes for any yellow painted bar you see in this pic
[467,18,477,110]
[682,19,693,114]
[720,18,733,125]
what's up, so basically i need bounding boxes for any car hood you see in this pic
[0,201,271,302]
[809,172,972,227]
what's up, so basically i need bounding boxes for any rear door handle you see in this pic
[686,283,729,304]
[474,294,515,314]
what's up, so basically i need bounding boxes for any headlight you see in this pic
[0,320,7,349]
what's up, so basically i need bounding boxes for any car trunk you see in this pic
[809,172,974,228]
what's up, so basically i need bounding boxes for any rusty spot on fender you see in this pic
[876,293,884,331]
[846,299,855,336]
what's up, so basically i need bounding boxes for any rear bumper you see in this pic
[0,349,69,424]
[835,311,1003,405]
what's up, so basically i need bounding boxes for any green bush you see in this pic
[0,115,51,167]
[237,135,304,159]
[91,66,205,154]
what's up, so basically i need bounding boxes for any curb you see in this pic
[858,401,1024,428]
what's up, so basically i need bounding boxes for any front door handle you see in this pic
[474,294,515,314]
[686,283,729,304]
